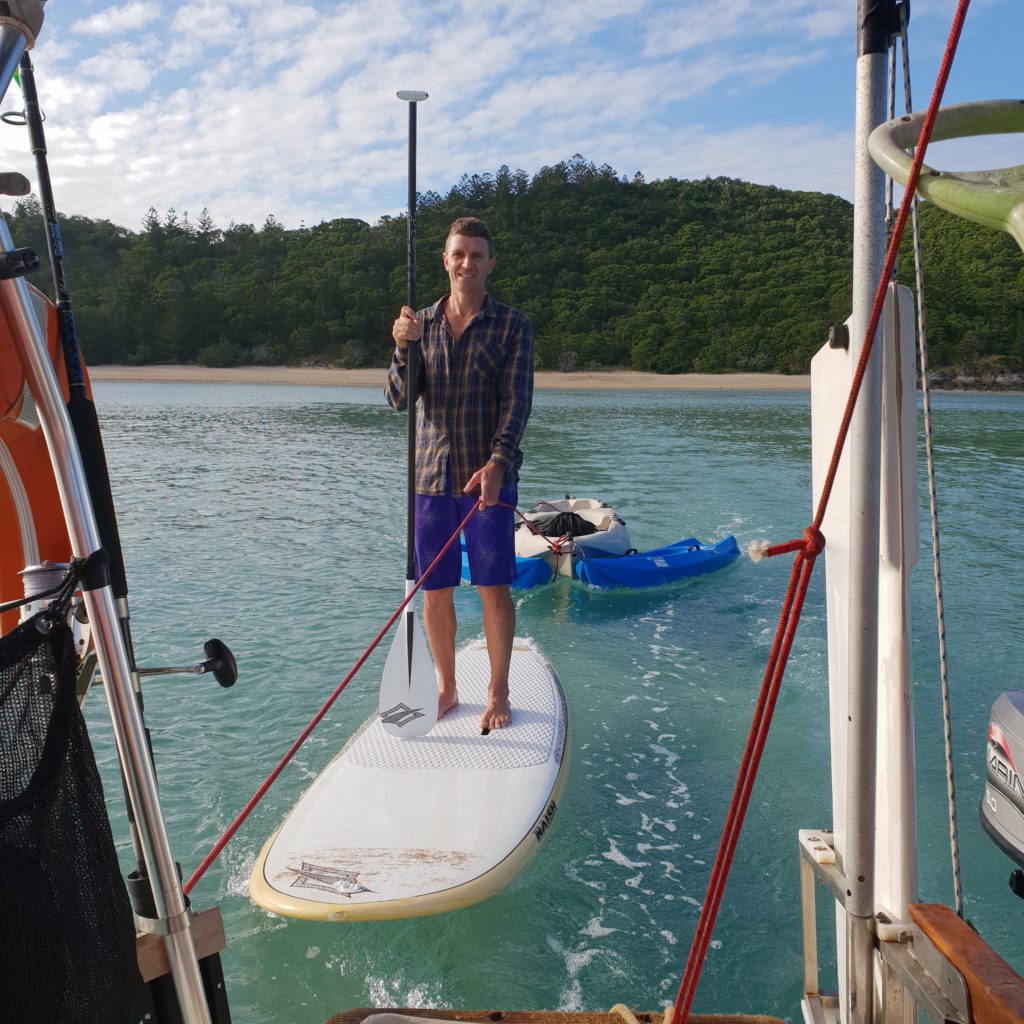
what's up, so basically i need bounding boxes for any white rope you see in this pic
[894,5,965,918]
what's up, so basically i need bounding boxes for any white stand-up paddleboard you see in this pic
[249,638,568,921]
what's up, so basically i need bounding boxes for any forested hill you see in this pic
[6,156,1022,375]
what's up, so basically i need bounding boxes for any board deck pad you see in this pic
[250,638,568,921]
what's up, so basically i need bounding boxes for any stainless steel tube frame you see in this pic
[0,217,213,1024]
[0,0,45,105]
[844,29,889,1024]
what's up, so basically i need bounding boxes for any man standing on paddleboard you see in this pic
[386,217,534,732]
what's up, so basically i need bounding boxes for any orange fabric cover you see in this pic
[0,283,87,634]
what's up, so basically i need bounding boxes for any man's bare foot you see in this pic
[438,685,459,719]
[480,685,511,732]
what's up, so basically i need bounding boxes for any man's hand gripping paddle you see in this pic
[380,89,437,739]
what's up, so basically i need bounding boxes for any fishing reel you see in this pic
[136,639,238,688]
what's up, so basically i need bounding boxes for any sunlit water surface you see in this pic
[83,383,1024,1024]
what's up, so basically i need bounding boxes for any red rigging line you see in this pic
[184,498,483,895]
[670,0,973,1019]
[185,494,541,892]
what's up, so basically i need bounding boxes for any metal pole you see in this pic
[0,1,43,106]
[0,217,213,1024]
[845,3,894,1023]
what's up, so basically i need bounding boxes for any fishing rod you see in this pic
[15,53,130,607]
[12,54,237,953]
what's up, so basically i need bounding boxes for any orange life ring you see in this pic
[0,281,92,636]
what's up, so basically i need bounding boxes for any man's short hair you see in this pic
[446,217,493,257]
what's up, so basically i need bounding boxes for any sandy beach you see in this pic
[88,364,811,391]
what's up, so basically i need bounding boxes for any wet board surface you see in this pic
[250,638,568,921]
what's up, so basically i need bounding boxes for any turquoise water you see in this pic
[83,382,1024,1024]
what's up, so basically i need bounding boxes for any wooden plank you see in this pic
[135,907,227,983]
[910,903,1024,1024]
[325,1010,785,1024]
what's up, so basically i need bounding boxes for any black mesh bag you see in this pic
[0,614,146,1023]
[528,510,599,538]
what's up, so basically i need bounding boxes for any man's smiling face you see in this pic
[443,233,494,298]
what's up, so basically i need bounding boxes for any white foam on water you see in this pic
[580,916,617,938]
[548,935,606,1011]
[567,856,607,891]
[601,838,649,869]
[323,953,347,973]
[623,693,639,703]
[668,773,690,802]
[660,930,677,946]
[613,792,639,806]
[305,946,320,959]
[225,845,258,899]
[650,742,680,767]
[640,811,678,836]
[365,973,439,1009]
[660,860,682,882]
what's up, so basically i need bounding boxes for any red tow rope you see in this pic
[671,2,972,1019]
[183,499,482,895]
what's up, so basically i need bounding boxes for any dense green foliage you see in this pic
[7,156,1022,373]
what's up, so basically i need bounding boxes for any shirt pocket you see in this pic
[472,341,505,381]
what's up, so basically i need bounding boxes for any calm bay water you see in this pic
[83,382,1024,1024]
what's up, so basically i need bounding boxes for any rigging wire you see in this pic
[670,1,973,1018]
[894,2,965,919]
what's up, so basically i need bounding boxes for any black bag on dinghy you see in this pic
[529,510,599,538]
[0,613,146,1023]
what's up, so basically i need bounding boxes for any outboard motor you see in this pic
[980,690,1024,897]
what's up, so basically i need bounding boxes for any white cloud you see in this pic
[72,1,162,37]
[0,0,1017,230]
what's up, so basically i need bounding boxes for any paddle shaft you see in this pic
[404,98,419,582]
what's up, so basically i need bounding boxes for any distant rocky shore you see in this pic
[924,367,1024,391]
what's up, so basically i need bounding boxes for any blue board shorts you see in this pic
[415,464,517,590]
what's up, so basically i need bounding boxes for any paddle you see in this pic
[379,90,437,738]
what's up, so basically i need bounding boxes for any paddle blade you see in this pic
[379,608,438,737]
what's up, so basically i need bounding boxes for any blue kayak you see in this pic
[461,535,739,590]
[576,535,740,589]
[460,547,554,589]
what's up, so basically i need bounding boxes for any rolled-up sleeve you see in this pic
[489,315,534,473]
[385,346,409,411]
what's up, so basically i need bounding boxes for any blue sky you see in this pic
[0,0,1018,231]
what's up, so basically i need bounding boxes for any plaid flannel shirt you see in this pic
[385,293,534,496]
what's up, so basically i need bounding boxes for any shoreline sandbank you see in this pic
[88,365,812,391]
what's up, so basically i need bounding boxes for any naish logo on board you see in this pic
[291,862,372,898]
[533,799,558,842]
[380,702,426,728]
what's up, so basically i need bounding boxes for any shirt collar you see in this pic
[425,293,497,323]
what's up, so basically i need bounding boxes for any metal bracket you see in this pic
[876,918,970,1024]
[135,906,195,937]
[799,828,848,905]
